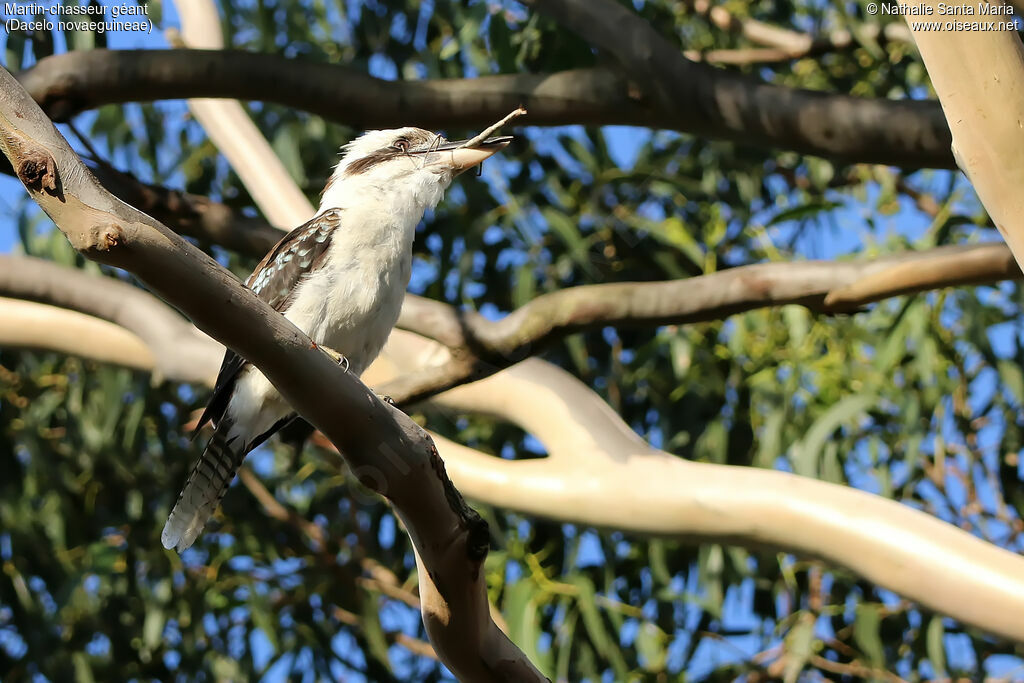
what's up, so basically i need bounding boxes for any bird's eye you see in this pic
[393,138,410,153]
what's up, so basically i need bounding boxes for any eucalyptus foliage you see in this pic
[2,0,1023,680]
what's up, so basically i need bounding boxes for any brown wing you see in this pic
[191,209,341,436]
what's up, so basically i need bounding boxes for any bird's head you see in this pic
[320,127,511,212]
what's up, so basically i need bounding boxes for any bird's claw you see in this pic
[378,394,396,406]
[318,344,350,372]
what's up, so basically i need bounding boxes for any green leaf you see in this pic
[567,575,628,677]
[783,614,815,683]
[783,305,810,347]
[767,201,842,227]
[143,607,165,651]
[542,207,596,276]
[926,616,946,677]
[755,409,785,468]
[635,622,667,672]
[854,604,885,668]
[696,545,724,617]
[555,603,577,681]
[272,125,309,187]
[503,580,552,676]
[794,394,876,478]
[360,597,392,672]
[72,652,95,683]
[648,540,672,586]
[512,263,537,308]
[997,359,1024,404]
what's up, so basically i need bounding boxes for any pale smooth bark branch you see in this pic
[0,255,221,384]
[0,67,544,682]
[385,242,1021,404]
[525,0,951,168]
[394,351,1024,645]
[0,296,156,371]
[3,240,1020,407]
[174,0,312,230]
[16,48,955,168]
[903,5,1024,263]
[5,294,1024,644]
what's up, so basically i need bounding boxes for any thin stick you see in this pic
[457,106,527,148]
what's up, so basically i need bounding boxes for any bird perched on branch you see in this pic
[162,127,512,552]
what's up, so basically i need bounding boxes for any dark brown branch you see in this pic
[524,0,951,168]
[90,165,283,254]
[0,65,543,682]
[17,48,954,168]
[0,153,282,254]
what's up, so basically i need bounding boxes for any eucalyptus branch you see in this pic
[383,242,1021,404]
[16,48,954,168]
[0,66,544,682]
[4,276,1024,643]
[523,0,950,167]
[3,241,1020,408]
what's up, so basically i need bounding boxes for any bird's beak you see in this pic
[417,135,513,174]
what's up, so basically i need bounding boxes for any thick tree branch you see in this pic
[0,255,220,384]
[174,0,314,230]
[0,155,283,253]
[3,240,1020,408]
[385,242,1021,404]
[0,66,543,682]
[525,0,951,168]
[5,288,1024,644]
[16,48,954,168]
[903,6,1024,262]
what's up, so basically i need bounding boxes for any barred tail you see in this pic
[162,424,245,552]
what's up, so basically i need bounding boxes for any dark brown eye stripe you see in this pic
[342,150,394,177]
[339,129,439,178]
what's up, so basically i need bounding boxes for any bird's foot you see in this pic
[316,343,350,372]
[377,394,396,406]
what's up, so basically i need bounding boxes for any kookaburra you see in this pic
[162,128,511,552]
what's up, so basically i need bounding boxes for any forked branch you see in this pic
[0,65,545,682]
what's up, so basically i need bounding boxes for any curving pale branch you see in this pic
[173,0,311,230]
[5,269,1024,644]
[385,241,1021,403]
[5,240,1021,408]
[0,256,220,384]
[135,0,1024,647]
[903,6,1024,263]
[16,48,954,168]
[0,66,544,682]
[0,295,157,371]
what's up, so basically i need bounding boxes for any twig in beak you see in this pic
[457,106,527,149]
